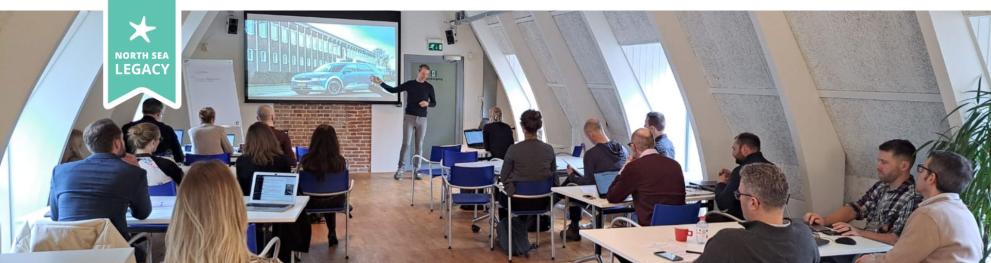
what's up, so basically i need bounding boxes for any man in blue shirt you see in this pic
[50,118,151,241]
[645,112,675,160]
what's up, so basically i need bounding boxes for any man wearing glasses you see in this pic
[696,163,820,263]
[857,151,981,262]
[804,139,923,245]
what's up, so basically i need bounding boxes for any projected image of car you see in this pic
[291,63,384,95]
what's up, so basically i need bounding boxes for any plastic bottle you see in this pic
[695,216,709,244]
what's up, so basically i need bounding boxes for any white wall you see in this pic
[370,11,486,173]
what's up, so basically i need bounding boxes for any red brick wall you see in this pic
[273,103,371,173]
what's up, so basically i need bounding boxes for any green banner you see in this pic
[105,0,178,109]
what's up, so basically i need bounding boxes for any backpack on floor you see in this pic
[497,217,532,256]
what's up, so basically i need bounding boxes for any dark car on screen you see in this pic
[291,62,385,95]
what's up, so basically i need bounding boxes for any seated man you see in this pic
[714,132,772,221]
[857,151,981,262]
[645,112,675,159]
[804,139,922,245]
[560,118,627,241]
[49,119,151,259]
[606,128,685,226]
[696,163,820,263]
[122,98,184,163]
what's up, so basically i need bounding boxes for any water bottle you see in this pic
[695,216,709,244]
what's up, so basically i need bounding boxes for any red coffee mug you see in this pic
[674,228,693,242]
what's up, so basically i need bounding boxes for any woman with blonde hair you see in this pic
[190,107,234,155]
[164,160,279,263]
[60,129,87,163]
[129,123,183,185]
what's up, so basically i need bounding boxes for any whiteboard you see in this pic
[183,59,243,139]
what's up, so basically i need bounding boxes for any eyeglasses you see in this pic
[916,164,936,176]
[733,190,755,200]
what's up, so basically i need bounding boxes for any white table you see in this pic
[581,222,893,262]
[22,195,310,225]
[0,248,134,263]
[453,156,585,177]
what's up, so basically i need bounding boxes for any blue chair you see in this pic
[611,202,702,227]
[299,170,353,259]
[436,150,478,217]
[444,165,496,250]
[147,181,177,196]
[506,177,556,261]
[295,146,309,163]
[247,224,281,259]
[183,153,230,166]
[411,145,461,208]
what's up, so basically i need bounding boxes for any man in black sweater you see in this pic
[371,64,436,180]
[713,132,772,221]
[560,118,627,241]
[121,98,184,163]
[696,163,820,263]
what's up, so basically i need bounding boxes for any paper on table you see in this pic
[580,185,597,194]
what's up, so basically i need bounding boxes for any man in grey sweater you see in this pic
[560,118,627,241]
[696,163,820,263]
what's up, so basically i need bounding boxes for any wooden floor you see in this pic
[296,172,600,263]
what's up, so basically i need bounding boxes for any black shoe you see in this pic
[328,236,339,247]
[414,174,422,180]
[393,170,402,180]
[560,225,581,241]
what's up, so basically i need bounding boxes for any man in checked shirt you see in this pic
[803,139,923,245]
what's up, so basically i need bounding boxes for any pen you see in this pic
[686,250,702,255]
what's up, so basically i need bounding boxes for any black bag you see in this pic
[497,217,532,256]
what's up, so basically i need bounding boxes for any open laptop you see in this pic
[464,129,484,149]
[246,172,299,212]
[227,133,239,152]
[593,171,621,198]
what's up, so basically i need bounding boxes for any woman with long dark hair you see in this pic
[299,124,349,247]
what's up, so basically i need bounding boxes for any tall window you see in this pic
[619,42,704,182]
[258,22,267,39]
[970,16,991,67]
[504,54,545,140]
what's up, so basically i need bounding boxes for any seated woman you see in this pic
[190,107,234,155]
[236,122,292,195]
[163,160,280,263]
[299,124,350,247]
[60,129,86,164]
[129,123,183,186]
[483,106,515,160]
[497,109,557,219]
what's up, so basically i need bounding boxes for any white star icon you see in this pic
[129,16,156,43]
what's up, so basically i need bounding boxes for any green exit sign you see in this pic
[428,42,443,51]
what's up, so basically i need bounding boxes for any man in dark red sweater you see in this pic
[607,128,686,226]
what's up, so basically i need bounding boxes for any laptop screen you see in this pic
[594,171,620,198]
[464,129,484,146]
[174,129,184,143]
[250,173,297,203]
[226,133,236,146]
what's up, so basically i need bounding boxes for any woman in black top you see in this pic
[128,123,183,185]
[483,107,515,159]
[235,122,292,196]
[299,124,350,247]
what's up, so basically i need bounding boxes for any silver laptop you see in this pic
[246,172,298,212]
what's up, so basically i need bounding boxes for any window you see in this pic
[283,54,289,65]
[245,20,255,35]
[270,24,279,40]
[247,49,254,61]
[970,16,991,71]
[259,50,267,62]
[272,52,279,64]
[258,22,267,38]
[291,31,297,45]
[282,28,289,43]
[504,54,544,140]
[619,42,703,182]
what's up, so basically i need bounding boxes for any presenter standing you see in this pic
[371,64,436,180]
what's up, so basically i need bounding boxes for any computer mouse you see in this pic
[835,237,857,245]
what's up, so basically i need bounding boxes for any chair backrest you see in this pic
[442,150,478,168]
[148,181,177,196]
[429,145,462,162]
[572,144,584,157]
[295,146,309,162]
[299,170,350,194]
[650,202,702,226]
[512,177,554,196]
[247,223,259,253]
[449,165,495,188]
[13,218,130,252]
[183,153,230,166]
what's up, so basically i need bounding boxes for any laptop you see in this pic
[593,171,621,198]
[464,129,484,149]
[246,172,299,212]
[227,133,239,152]
[174,129,184,143]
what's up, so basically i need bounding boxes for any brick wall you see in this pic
[273,103,371,173]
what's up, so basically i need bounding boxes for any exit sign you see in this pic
[428,42,443,51]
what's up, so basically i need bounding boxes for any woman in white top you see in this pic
[190,107,234,155]
[128,122,184,185]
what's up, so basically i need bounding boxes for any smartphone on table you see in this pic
[655,251,683,261]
